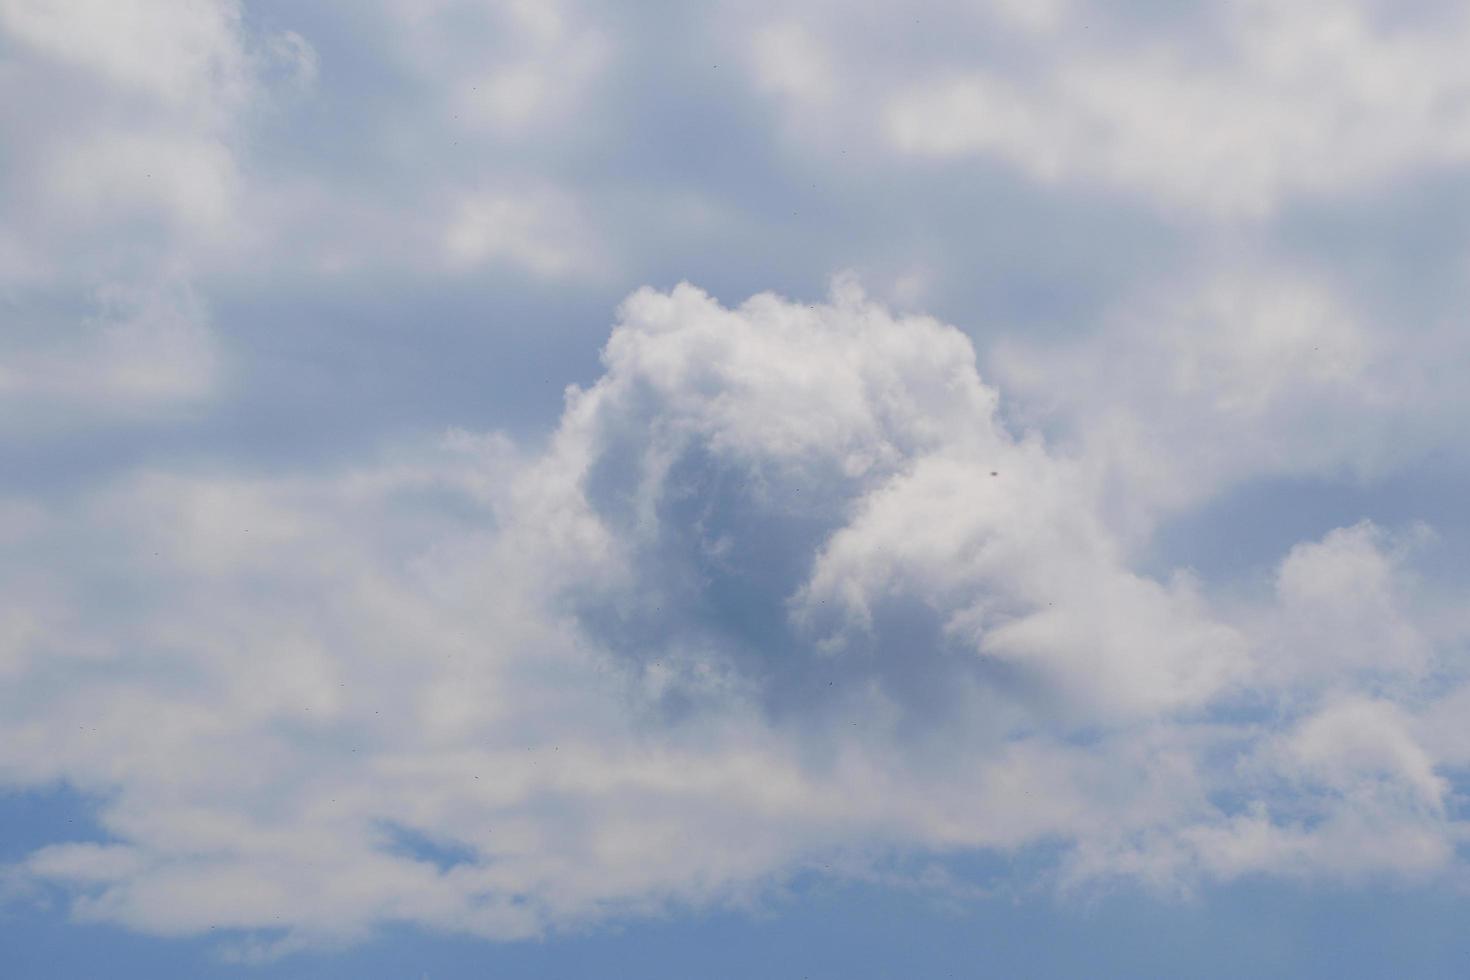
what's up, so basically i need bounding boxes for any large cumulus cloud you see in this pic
[5,281,1467,952]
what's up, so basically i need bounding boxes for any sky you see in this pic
[4,0,1470,976]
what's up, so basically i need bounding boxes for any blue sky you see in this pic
[4,0,1470,976]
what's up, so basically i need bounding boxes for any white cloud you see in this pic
[990,265,1417,531]
[1168,696,1454,883]
[1264,522,1434,685]
[0,0,315,425]
[0,279,219,429]
[444,186,602,278]
[1277,698,1446,811]
[0,0,250,116]
[884,1,1470,215]
[734,0,1470,216]
[4,282,1465,949]
[750,21,836,105]
[0,0,302,253]
[382,0,608,137]
[40,130,241,236]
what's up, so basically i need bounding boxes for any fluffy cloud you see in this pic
[739,0,1470,217]
[0,0,288,255]
[4,282,1466,950]
[0,279,218,430]
[749,21,836,105]
[0,0,310,426]
[987,261,1468,540]
[444,185,602,278]
[0,0,251,111]
[879,1,1470,218]
[382,0,608,136]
